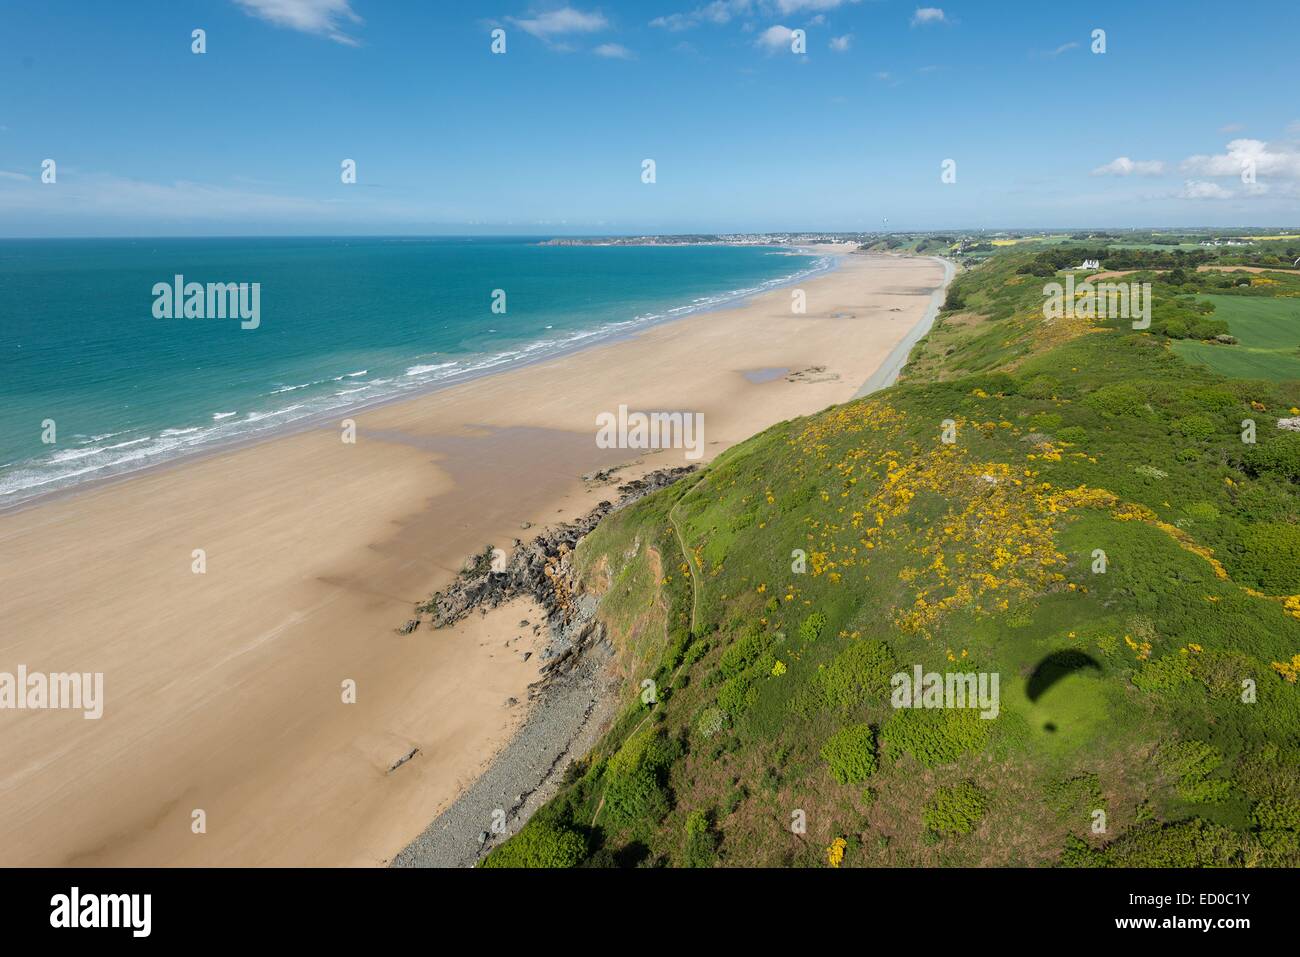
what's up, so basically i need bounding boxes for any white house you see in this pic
[1078,258,1101,270]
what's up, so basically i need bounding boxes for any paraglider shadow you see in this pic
[1026,650,1102,731]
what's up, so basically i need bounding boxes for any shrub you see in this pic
[482,819,587,868]
[1091,819,1247,867]
[717,670,760,717]
[1084,383,1148,418]
[820,723,878,784]
[607,726,679,780]
[1019,375,1059,400]
[923,782,988,836]
[719,629,771,678]
[1242,433,1300,482]
[1181,387,1239,415]
[1157,740,1231,804]
[798,611,829,643]
[1185,501,1220,523]
[817,639,895,711]
[1173,413,1219,441]
[1057,425,1088,444]
[683,639,711,667]
[1232,523,1300,592]
[1252,797,1300,832]
[1131,654,1194,695]
[884,707,991,767]
[682,810,719,867]
[604,767,671,828]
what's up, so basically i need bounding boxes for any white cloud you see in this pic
[0,170,31,182]
[651,0,857,30]
[1219,122,1245,134]
[593,42,634,58]
[755,24,795,51]
[1035,41,1078,57]
[910,7,946,26]
[233,0,362,46]
[651,1,752,30]
[510,7,609,40]
[1181,138,1300,179]
[1091,156,1166,177]
[829,33,851,52]
[774,0,859,12]
[1180,180,1233,200]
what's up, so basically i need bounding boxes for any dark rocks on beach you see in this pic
[786,365,839,384]
[582,466,623,485]
[387,746,421,774]
[396,618,420,635]
[416,466,698,647]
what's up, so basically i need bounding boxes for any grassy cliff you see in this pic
[486,244,1300,868]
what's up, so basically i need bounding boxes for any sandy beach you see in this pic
[0,248,947,866]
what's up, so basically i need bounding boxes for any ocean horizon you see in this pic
[0,237,828,508]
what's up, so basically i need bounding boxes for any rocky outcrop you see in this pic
[414,465,697,683]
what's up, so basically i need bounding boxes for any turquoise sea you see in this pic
[0,237,827,507]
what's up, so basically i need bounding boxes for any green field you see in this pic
[1174,295,1300,381]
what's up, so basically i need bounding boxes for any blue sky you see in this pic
[1,0,1298,236]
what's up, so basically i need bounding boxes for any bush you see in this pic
[1057,425,1088,444]
[1019,375,1059,400]
[1131,654,1194,695]
[1090,819,1247,867]
[1232,523,1300,592]
[816,639,895,711]
[1173,413,1219,441]
[884,707,991,767]
[682,810,719,867]
[798,611,829,643]
[482,819,587,868]
[607,727,679,780]
[1084,383,1148,418]
[717,671,760,717]
[1242,433,1300,482]
[604,767,671,828]
[923,782,988,836]
[1157,740,1231,804]
[820,723,878,784]
[719,629,771,678]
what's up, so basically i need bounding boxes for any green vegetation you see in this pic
[820,723,877,784]
[483,234,1300,868]
[1174,295,1300,381]
[923,782,989,836]
[481,819,587,868]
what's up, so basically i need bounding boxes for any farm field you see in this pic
[1175,295,1300,381]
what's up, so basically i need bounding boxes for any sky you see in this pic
[1,0,1298,237]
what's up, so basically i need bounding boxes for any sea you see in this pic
[0,237,829,508]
